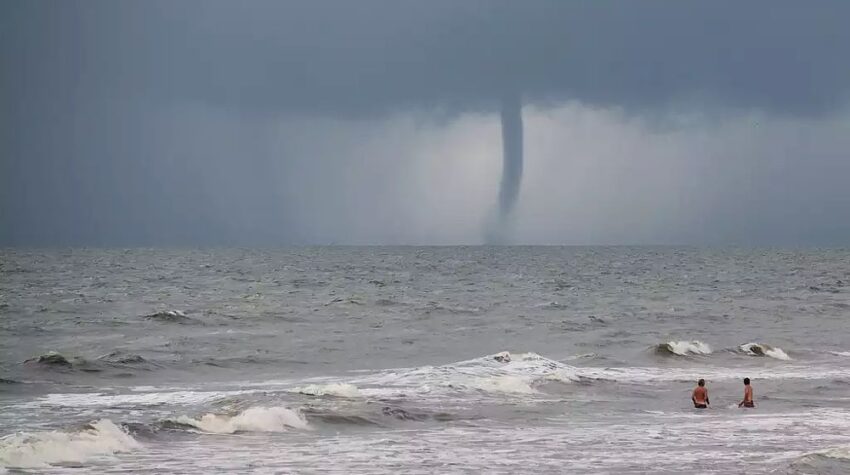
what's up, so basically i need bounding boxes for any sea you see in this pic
[1,247,849,474]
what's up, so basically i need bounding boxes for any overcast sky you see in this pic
[2,0,849,246]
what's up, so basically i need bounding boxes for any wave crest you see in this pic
[170,406,308,434]
[470,375,537,394]
[294,383,360,398]
[354,351,580,398]
[143,310,195,324]
[0,419,140,469]
[97,351,150,366]
[655,340,712,356]
[23,351,72,368]
[739,343,791,360]
[821,445,850,460]
[455,352,580,394]
[791,444,850,474]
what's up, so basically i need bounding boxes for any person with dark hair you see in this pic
[739,378,755,408]
[692,379,709,408]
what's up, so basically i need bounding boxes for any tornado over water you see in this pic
[498,91,524,226]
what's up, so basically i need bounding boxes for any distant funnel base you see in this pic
[484,210,517,245]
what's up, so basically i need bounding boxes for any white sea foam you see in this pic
[172,406,309,434]
[794,443,850,468]
[293,383,361,398]
[658,340,712,356]
[740,342,792,360]
[574,365,850,383]
[765,347,791,361]
[829,351,850,357]
[471,375,537,394]
[171,407,850,473]
[821,445,850,460]
[0,419,140,469]
[351,351,580,398]
[544,369,584,384]
[15,389,253,409]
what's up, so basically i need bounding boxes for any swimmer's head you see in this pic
[698,379,705,387]
[743,378,750,385]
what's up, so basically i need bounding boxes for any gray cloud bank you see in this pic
[2,1,849,245]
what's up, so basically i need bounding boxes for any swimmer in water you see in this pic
[692,379,709,408]
[739,377,755,408]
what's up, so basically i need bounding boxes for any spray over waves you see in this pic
[171,406,308,434]
[739,343,792,360]
[0,419,140,469]
[655,340,713,356]
[294,383,360,398]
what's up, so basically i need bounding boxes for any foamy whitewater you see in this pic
[740,342,792,360]
[172,406,309,434]
[0,420,140,469]
[1,247,849,473]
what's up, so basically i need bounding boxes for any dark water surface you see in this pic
[2,247,849,473]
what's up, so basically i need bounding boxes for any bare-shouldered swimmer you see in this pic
[739,378,754,408]
[692,379,709,409]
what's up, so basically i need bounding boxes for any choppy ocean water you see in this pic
[1,247,849,474]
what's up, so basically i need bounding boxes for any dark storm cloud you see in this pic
[4,0,850,117]
[2,0,850,245]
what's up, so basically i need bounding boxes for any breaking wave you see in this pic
[457,352,582,393]
[23,351,73,368]
[22,350,159,376]
[97,351,152,366]
[293,383,360,398]
[170,406,309,434]
[654,340,712,356]
[739,342,791,360]
[819,445,850,460]
[791,444,850,474]
[353,351,580,397]
[22,352,103,373]
[470,375,537,394]
[143,310,195,324]
[0,419,140,469]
